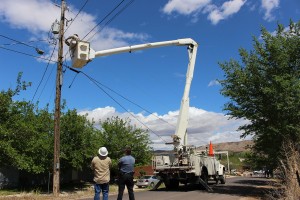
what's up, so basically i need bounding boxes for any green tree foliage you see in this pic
[97,116,153,173]
[0,73,53,173]
[0,73,153,178]
[60,109,99,171]
[0,73,99,174]
[219,20,300,169]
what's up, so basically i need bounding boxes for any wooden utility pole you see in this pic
[53,0,65,197]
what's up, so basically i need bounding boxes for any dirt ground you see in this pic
[0,184,148,200]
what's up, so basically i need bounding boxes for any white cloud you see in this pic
[79,106,251,150]
[261,0,279,21]
[163,0,211,15]
[0,0,149,58]
[207,0,247,25]
[162,0,246,25]
[0,0,58,32]
[208,79,220,87]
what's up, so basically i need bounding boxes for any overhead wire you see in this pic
[32,42,58,103]
[82,0,127,41]
[0,34,42,49]
[87,0,134,42]
[62,0,135,81]
[1,38,49,46]
[65,66,170,143]
[73,68,174,128]
[0,45,56,63]
[1,1,169,143]
[64,0,90,34]
[0,35,171,144]
[63,0,134,62]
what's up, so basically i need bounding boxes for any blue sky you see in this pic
[0,0,299,150]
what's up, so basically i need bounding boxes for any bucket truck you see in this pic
[67,36,226,191]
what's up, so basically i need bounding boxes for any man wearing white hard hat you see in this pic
[91,147,112,200]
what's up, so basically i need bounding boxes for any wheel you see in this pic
[215,172,219,184]
[219,175,226,184]
[170,179,179,189]
[164,179,179,190]
[215,176,219,184]
[201,170,208,184]
[199,169,208,189]
[149,182,155,189]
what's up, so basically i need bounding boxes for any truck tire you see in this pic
[199,169,208,189]
[165,179,179,190]
[149,182,155,189]
[201,169,208,184]
[219,175,226,184]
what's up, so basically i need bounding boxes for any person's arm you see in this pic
[118,157,123,170]
[109,158,112,168]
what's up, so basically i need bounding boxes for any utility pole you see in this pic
[53,0,65,197]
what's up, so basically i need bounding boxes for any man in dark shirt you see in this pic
[117,146,135,200]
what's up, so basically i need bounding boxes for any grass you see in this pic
[0,182,148,199]
[0,189,20,196]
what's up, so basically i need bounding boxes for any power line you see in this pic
[31,43,58,103]
[87,0,134,42]
[79,70,174,128]
[0,35,170,144]
[64,0,90,33]
[66,66,169,143]
[1,38,49,46]
[0,34,44,54]
[0,45,56,63]
[63,0,135,64]
[82,0,127,40]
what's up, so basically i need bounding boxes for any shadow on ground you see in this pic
[211,179,275,198]
[150,177,277,199]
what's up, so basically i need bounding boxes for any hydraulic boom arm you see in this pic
[68,37,198,151]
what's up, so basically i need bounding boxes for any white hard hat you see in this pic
[98,147,108,156]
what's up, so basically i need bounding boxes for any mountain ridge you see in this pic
[154,140,254,154]
[197,140,254,153]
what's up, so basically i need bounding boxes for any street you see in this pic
[81,176,275,200]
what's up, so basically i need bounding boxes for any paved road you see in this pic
[81,176,274,200]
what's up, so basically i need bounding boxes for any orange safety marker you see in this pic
[208,141,214,156]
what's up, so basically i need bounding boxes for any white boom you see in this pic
[68,37,198,151]
[68,37,227,191]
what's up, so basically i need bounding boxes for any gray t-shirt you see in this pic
[118,155,135,173]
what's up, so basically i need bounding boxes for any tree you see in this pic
[60,109,99,171]
[98,116,153,174]
[0,73,100,175]
[219,20,300,169]
[0,73,53,173]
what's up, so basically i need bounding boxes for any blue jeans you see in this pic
[94,182,109,200]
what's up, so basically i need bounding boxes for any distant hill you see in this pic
[154,140,254,154]
[197,140,254,153]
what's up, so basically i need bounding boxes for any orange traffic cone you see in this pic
[208,141,214,157]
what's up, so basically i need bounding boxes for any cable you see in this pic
[31,43,58,103]
[87,0,134,42]
[1,39,49,46]
[65,65,169,143]
[0,46,57,63]
[0,34,43,51]
[0,37,169,143]
[64,0,90,33]
[65,64,174,128]
[85,71,174,128]
[82,0,127,41]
